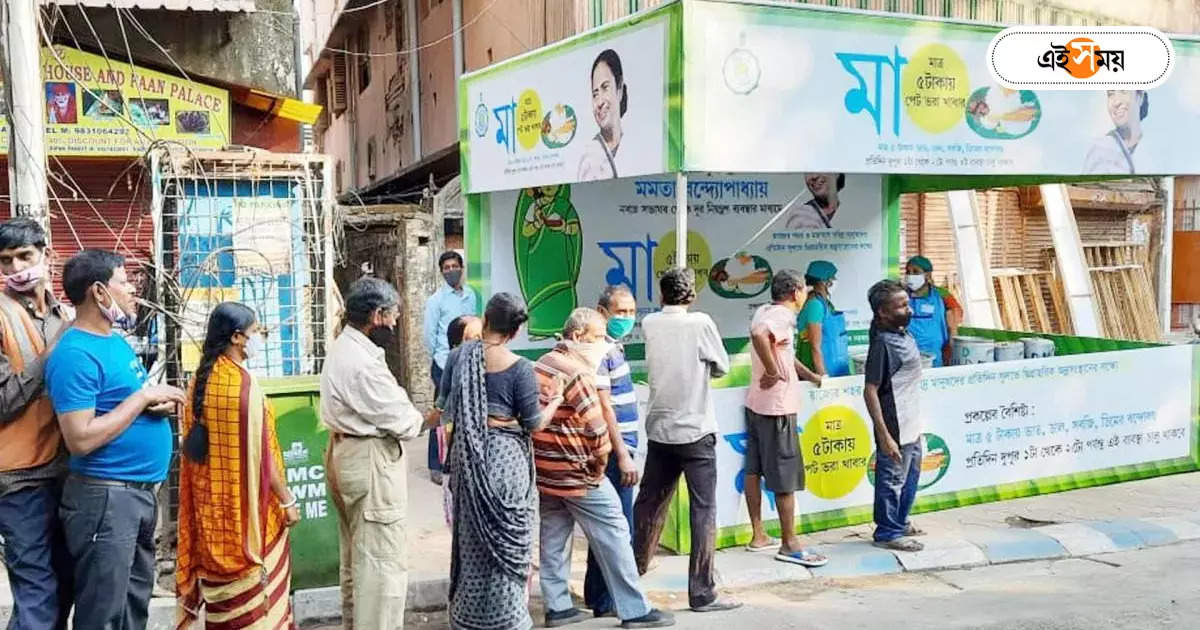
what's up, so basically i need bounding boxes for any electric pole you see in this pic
[1,0,49,233]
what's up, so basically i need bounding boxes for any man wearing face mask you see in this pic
[797,260,850,377]
[583,286,641,619]
[533,308,674,629]
[864,279,925,552]
[0,218,74,629]
[904,256,962,367]
[422,251,478,485]
[45,250,187,630]
[321,277,435,629]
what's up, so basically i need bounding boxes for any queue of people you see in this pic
[0,221,945,630]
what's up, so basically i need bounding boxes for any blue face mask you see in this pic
[607,316,635,340]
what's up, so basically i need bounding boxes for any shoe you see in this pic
[431,470,444,486]
[622,608,676,628]
[690,598,743,613]
[873,537,924,552]
[545,607,590,628]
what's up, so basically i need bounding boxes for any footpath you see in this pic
[293,461,1200,626]
[4,458,1199,628]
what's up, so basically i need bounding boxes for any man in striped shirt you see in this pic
[584,286,641,618]
[534,308,673,629]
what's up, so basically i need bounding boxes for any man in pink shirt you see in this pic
[744,269,828,567]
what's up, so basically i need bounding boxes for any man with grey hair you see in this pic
[321,276,435,629]
[533,308,674,628]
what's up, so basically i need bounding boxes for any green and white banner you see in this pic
[479,173,888,348]
[684,1,1200,176]
[459,6,679,194]
[695,344,1198,548]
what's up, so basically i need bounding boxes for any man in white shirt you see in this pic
[322,277,433,630]
[633,268,741,613]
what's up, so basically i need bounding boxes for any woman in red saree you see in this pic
[176,302,301,629]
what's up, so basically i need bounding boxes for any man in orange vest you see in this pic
[0,218,74,629]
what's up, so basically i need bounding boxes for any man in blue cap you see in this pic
[904,256,962,367]
[797,260,850,377]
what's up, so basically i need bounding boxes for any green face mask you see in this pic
[607,316,635,339]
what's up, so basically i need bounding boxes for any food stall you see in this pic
[458,0,1200,552]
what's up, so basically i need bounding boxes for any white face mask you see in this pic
[906,274,927,291]
[244,333,265,359]
[565,339,611,370]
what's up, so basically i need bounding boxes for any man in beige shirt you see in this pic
[321,277,431,629]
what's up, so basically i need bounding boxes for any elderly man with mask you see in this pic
[533,308,673,629]
[322,277,435,630]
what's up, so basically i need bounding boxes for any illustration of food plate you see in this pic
[541,104,577,149]
[866,432,951,491]
[708,253,772,299]
[964,87,1042,140]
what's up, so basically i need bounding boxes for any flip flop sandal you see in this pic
[873,538,925,552]
[775,548,829,567]
[745,538,780,552]
[905,523,927,537]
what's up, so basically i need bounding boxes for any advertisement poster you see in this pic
[0,45,229,156]
[705,345,1196,542]
[483,173,887,348]
[461,10,672,193]
[685,1,1200,175]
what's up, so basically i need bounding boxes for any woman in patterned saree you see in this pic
[176,302,301,629]
[440,293,563,630]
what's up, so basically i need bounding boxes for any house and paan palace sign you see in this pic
[0,46,230,157]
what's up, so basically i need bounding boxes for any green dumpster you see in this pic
[262,376,340,591]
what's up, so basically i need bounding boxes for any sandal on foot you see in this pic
[873,537,925,552]
[745,537,780,552]
[775,548,829,567]
[904,523,926,537]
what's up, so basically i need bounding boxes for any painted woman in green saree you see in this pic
[513,185,583,338]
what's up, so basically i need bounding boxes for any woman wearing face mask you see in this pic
[440,293,564,630]
[797,260,850,377]
[904,256,962,367]
[176,302,300,629]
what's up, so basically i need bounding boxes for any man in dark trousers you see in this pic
[863,279,926,553]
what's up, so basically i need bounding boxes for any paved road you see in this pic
[325,538,1200,629]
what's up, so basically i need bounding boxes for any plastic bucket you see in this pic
[920,352,936,369]
[1020,337,1056,359]
[952,336,995,365]
[993,341,1026,362]
[850,350,869,375]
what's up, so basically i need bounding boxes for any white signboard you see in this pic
[462,14,669,193]
[706,346,1194,531]
[485,173,886,348]
[686,1,1200,176]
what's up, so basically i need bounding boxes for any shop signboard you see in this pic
[0,45,230,156]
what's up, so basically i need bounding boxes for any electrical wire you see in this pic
[323,0,499,58]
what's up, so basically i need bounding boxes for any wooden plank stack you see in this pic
[991,269,1071,335]
[1044,242,1161,342]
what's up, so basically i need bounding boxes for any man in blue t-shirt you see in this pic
[584,285,642,618]
[45,250,185,630]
